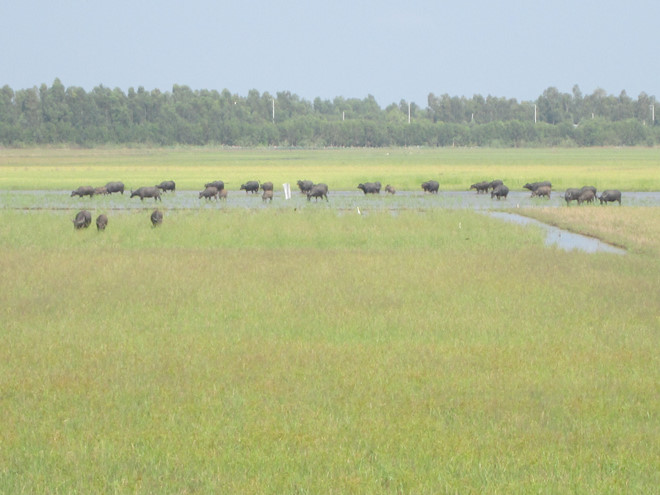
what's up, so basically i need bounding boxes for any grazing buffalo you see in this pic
[470,181,490,194]
[199,186,219,201]
[96,214,108,231]
[488,180,503,191]
[71,186,95,198]
[307,183,329,202]
[240,181,260,194]
[491,184,509,200]
[564,188,582,205]
[94,186,108,195]
[205,180,225,191]
[262,190,273,202]
[357,182,381,194]
[577,189,596,205]
[73,210,92,229]
[156,180,176,193]
[523,181,552,192]
[531,185,552,199]
[130,186,162,201]
[105,181,125,195]
[421,180,439,193]
[598,189,622,205]
[581,185,597,198]
[151,209,163,227]
[260,182,274,192]
[385,184,396,194]
[218,189,228,200]
[297,180,314,194]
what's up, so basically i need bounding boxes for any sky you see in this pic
[2,0,659,108]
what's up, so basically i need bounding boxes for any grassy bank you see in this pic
[1,208,658,493]
[1,146,659,191]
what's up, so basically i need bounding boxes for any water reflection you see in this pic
[487,211,626,255]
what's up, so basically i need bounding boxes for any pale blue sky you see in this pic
[2,0,658,107]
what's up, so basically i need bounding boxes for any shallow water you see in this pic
[2,189,659,212]
[487,211,627,255]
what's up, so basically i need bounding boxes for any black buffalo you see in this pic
[151,209,163,227]
[199,186,219,201]
[523,181,552,192]
[130,186,162,201]
[73,210,92,229]
[491,184,509,200]
[577,189,596,205]
[205,180,225,191]
[470,181,490,194]
[564,188,582,205]
[297,180,314,194]
[581,185,597,197]
[71,186,95,198]
[96,214,108,231]
[531,185,552,199]
[105,181,125,195]
[156,180,176,192]
[598,189,622,205]
[488,180,503,191]
[357,182,381,194]
[240,181,260,194]
[307,183,329,202]
[421,180,439,193]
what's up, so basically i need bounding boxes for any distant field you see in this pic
[1,148,659,493]
[0,146,659,191]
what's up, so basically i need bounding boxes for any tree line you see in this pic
[0,79,657,147]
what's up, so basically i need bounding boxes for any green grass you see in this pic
[1,208,659,493]
[1,146,659,191]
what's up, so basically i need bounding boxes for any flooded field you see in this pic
[2,189,660,212]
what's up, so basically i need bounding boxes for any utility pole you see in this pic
[651,104,655,123]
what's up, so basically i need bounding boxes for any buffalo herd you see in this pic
[71,177,623,231]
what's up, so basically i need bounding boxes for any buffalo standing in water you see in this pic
[598,190,622,205]
[262,190,274,202]
[199,186,219,201]
[156,180,176,193]
[105,181,125,195]
[260,182,274,192]
[205,180,225,191]
[151,209,163,227]
[240,181,260,194]
[71,186,95,198]
[530,185,552,199]
[307,183,329,202]
[297,180,314,194]
[523,181,552,193]
[73,210,92,229]
[491,184,509,200]
[357,182,381,194]
[488,180,503,191]
[564,188,582,205]
[470,181,490,194]
[385,184,396,195]
[96,214,108,231]
[130,186,162,202]
[421,180,439,193]
[577,189,596,205]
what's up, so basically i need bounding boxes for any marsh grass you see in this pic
[1,208,659,493]
[520,206,660,255]
[1,147,659,191]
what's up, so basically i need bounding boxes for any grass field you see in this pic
[1,148,659,493]
[1,146,659,191]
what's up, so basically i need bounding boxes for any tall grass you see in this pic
[1,147,659,191]
[1,209,659,493]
